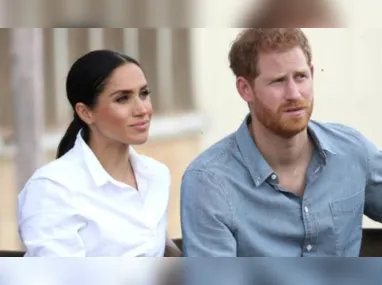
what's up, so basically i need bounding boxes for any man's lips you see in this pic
[284,107,305,112]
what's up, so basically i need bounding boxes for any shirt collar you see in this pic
[235,115,273,187]
[235,114,336,187]
[73,130,155,188]
[307,120,337,157]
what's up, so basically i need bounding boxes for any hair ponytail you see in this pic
[56,114,89,158]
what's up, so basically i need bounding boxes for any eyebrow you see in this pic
[109,84,148,97]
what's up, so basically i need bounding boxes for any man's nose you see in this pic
[284,80,302,100]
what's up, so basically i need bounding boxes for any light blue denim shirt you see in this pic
[180,115,382,257]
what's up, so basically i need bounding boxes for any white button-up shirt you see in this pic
[17,131,171,257]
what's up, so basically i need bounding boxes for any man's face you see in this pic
[250,46,314,138]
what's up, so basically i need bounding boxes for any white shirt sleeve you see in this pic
[17,178,87,257]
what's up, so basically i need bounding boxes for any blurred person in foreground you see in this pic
[17,50,181,257]
[240,0,344,28]
[180,28,382,257]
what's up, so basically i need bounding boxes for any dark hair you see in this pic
[56,50,141,158]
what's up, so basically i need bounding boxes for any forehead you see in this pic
[257,47,310,77]
[106,63,146,90]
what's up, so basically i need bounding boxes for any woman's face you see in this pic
[85,63,153,146]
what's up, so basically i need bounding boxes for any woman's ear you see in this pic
[75,103,94,125]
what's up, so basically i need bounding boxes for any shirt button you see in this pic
[304,206,309,213]
[306,244,312,251]
[255,178,260,186]
[271,173,277,180]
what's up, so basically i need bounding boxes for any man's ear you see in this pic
[236,76,255,103]
[75,103,94,125]
[310,64,314,78]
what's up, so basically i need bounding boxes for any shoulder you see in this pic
[181,133,238,197]
[185,132,237,174]
[27,148,85,188]
[20,148,81,194]
[18,169,77,223]
[19,148,86,214]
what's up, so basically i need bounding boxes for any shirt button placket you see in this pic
[302,203,314,256]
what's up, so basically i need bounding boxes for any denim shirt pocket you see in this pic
[329,190,364,256]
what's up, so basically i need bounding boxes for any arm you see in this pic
[180,169,237,257]
[364,137,382,222]
[17,178,86,257]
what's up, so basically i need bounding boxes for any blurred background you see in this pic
[1,0,382,253]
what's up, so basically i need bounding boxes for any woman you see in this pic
[17,50,181,257]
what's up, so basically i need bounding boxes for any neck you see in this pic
[88,134,132,183]
[250,117,313,170]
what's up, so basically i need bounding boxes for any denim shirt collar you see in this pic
[235,114,336,187]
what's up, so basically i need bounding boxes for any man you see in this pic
[180,28,382,257]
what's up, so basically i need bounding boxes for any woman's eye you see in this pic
[140,90,151,98]
[139,90,151,99]
[116,95,129,102]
